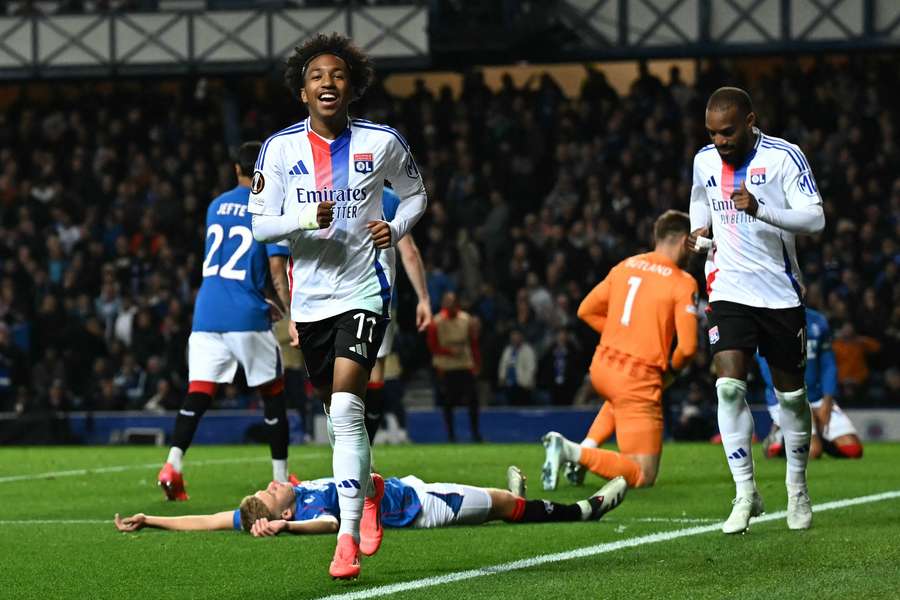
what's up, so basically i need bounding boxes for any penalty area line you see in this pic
[314,489,900,600]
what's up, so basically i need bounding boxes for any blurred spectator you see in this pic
[0,53,897,418]
[0,322,28,411]
[427,291,482,442]
[537,329,584,405]
[113,352,146,409]
[497,328,536,405]
[832,321,882,402]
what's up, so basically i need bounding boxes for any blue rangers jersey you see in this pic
[232,476,422,530]
[192,185,289,332]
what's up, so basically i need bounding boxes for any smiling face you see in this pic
[300,53,352,123]
[253,480,296,519]
[705,105,755,166]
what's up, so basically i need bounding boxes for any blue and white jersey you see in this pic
[232,476,422,531]
[690,129,822,309]
[193,185,289,333]
[757,308,838,407]
[248,118,427,323]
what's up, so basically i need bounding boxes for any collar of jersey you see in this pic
[306,117,352,153]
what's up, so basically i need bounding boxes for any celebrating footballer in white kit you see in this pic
[688,87,825,535]
[248,33,427,580]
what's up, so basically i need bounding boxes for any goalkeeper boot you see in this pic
[565,461,586,486]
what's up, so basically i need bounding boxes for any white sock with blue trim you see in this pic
[776,387,811,487]
[716,378,757,496]
[330,391,370,543]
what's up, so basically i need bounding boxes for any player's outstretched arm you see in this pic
[114,511,235,532]
[250,516,339,537]
[397,233,432,331]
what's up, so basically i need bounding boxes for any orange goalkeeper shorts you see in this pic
[589,348,664,455]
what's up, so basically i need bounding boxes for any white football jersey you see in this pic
[690,129,822,309]
[248,117,426,322]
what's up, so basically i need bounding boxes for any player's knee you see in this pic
[183,388,214,414]
[715,377,747,406]
[774,388,807,414]
[329,392,365,429]
[258,377,285,398]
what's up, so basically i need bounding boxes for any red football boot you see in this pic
[360,473,385,556]
[329,534,361,580]
[157,463,189,501]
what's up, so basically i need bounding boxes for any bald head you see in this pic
[707,87,753,118]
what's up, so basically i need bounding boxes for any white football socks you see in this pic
[776,387,811,487]
[272,459,288,483]
[166,447,184,473]
[330,392,370,543]
[716,377,757,496]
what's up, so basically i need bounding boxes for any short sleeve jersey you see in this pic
[247,118,426,323]
[192,185,289,333]
[690,130,822,309]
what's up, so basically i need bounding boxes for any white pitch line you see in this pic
[314,489,900,600]
[0,520,110,525]
[0,454,323,484]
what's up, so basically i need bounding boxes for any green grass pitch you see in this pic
[2,442,900,599]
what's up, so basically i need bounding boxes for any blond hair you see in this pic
[238,495,278,533]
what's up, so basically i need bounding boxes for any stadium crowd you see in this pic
[1,54,898,427]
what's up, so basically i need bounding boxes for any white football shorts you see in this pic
[187,330,282,387]
[400,475,493,528]
[810,399,858,441]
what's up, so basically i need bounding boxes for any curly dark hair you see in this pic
[284,32,374,101]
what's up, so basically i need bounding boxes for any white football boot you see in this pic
[722,491,765,534]
[506,465,527,498]
[786,485,812,530]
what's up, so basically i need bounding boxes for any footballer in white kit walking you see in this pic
[248,34,427,579]
[688,87,825,534]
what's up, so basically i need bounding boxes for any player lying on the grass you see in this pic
[114,471,627,544]
[757,307,863,460]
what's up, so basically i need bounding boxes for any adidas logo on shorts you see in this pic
[349,343,368,359]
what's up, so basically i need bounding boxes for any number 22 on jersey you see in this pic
[202,224,253,281]
[620,276,642,326]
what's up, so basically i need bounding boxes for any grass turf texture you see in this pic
[2,443,900,599]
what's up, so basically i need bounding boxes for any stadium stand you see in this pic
[0,54,897,432]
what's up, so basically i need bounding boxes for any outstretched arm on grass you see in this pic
[114,511,235,532]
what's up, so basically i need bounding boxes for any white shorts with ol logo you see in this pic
[187,330,281,387]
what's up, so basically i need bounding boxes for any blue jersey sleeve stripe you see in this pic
[698,144,716,153]
[351,121,410,153]
[233,509,241,530]
[256,122,308,170]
